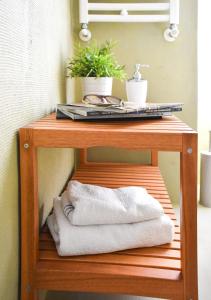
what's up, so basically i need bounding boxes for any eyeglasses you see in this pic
[83,94,123,107]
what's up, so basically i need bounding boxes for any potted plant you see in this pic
[66,41,126,96]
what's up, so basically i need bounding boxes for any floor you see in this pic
[44,205,211,300]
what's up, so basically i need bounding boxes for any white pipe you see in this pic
[79,0,88,24]
[88,3,170,11]
[170,0,179,24]
[88,15,170,23]
[200,151,211,207]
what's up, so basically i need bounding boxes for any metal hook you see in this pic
[164,24,180,42]
[79,23,92,42]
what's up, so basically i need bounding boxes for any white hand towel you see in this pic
[61,180,164,225]
[47,197,174,256]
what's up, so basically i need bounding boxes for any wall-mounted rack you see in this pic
[79,0,180,42]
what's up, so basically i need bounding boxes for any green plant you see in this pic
[66,41,126,80]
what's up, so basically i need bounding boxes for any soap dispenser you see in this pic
[126,64,149,106]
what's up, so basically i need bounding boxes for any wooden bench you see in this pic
[19,114,198,299]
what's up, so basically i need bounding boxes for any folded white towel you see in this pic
[61,180,164,225]
[47,197,174,256]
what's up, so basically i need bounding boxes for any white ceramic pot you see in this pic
[126,80,148,107]
[81,77,113,97]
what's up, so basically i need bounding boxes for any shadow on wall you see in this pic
[87,147,151,164]
[46,291,162,300]
[0,135,19,300]
[38,148,75,226]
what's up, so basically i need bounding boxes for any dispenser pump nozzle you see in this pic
[132,64,149,81]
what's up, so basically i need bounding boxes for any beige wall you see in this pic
[0,0,197,299]
[47,1,197,300]
[0,1,75,299]
[71,0,197,204]
[198,1,211,156]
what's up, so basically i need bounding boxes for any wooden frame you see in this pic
[19,114,198,300]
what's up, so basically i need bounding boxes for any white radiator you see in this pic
[79,0,180,42]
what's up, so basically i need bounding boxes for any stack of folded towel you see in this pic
[47,180,174,256]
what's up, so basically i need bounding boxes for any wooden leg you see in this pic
[21,285,38,300]
[180,133,198,300]
[151,150,158,166]
[20,129,39,300]
[79,149,88,166]
[173,294,185,300]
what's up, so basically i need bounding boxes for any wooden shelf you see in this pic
[38,165,182,299]
[19,113,198,300]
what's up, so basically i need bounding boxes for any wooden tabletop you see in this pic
[21,113,196,151]
[26,113,194,132]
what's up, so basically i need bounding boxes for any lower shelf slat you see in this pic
[38,164,182,297]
